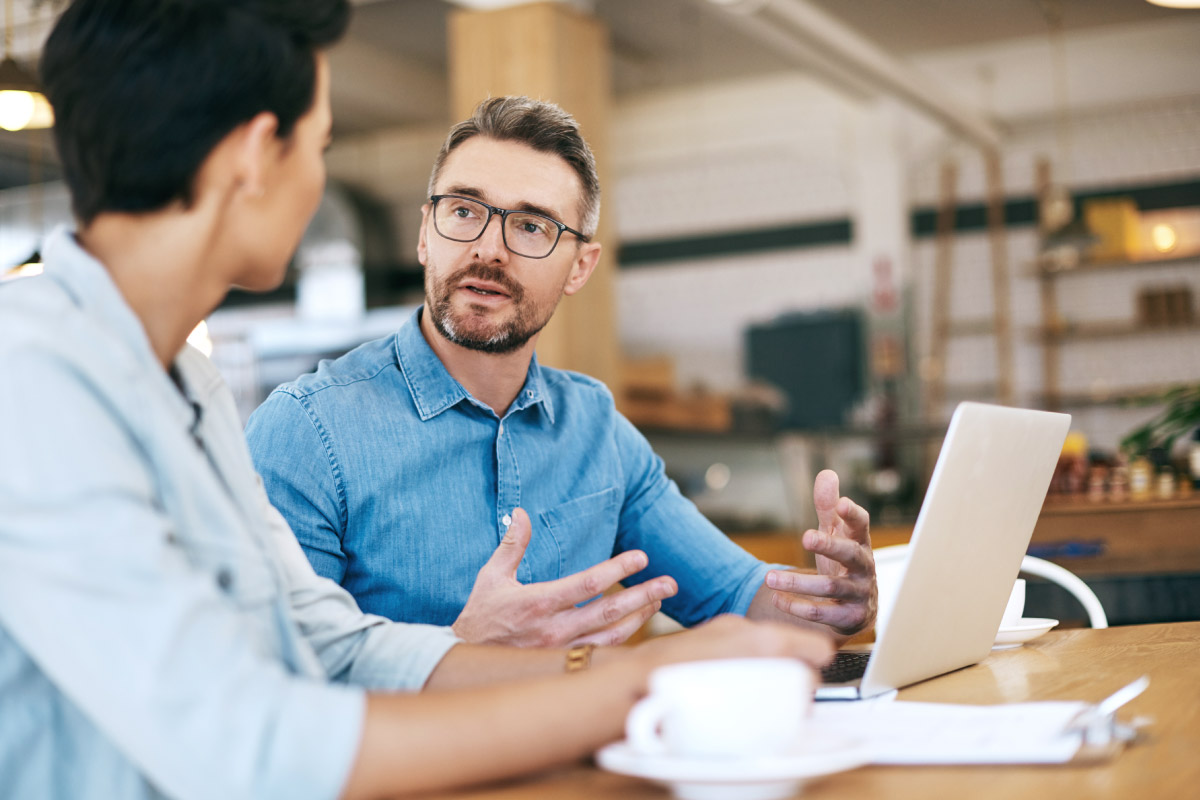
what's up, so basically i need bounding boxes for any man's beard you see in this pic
[426,262,557,355]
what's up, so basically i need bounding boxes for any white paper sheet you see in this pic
[811,700,1090,764]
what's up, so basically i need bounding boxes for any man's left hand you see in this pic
[748,469,877,640]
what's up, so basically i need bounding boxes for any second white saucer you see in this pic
[993,617,1059,649]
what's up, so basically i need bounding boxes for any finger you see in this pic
[812,469,840,534]
[546,550,651,606]
[770,590,870,635]
[570,599,665,648]
[766,569,863,600]
[569,577,678,638]
[481,506,533,578]
[835,497,871,543]
[801,529,873,573]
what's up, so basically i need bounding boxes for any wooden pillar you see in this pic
[447,1,620,393]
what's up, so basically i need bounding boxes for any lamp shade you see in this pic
[0,56,39,93]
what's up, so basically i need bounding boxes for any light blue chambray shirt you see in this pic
[246,308,777,629]
[0,229,460,800]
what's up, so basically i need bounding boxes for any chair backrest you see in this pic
[872,544,1108,631]
[1020,554,1109,629]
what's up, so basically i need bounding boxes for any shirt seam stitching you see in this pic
[282,390,351,536]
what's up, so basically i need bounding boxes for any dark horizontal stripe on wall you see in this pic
[618,219,853,268]
[911,177,1200,238]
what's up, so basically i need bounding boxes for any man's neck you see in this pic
[418,308,536,417]
[78,209,228,370]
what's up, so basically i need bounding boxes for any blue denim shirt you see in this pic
[0,230,459,800]
[246,308,773,629]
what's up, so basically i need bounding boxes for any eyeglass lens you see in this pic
[434,196,560,258]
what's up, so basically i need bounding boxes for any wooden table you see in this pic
[414,622,1200,799]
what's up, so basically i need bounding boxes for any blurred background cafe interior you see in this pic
[2,0,1199,630]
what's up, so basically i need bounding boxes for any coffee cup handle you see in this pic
[626,695,669,755]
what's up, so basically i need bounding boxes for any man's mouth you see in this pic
[461,280,511,298]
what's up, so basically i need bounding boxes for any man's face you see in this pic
[417,136,599,355]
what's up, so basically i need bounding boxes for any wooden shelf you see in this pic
[1030,319,1200,342]
[1030,496,1200,576]
[1041,496,1200,515]
[1032,251,1200,277]
[836,500,1200,578]
[1035,383,1183,409]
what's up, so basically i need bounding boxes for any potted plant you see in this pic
[1120,383,1200,458]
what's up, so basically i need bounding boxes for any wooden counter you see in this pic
[731,499,1200,578]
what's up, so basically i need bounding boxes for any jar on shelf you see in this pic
[1087,464,1108,503]
[1129,455,1153,502]
[1156,464,1176,501]
[1109,459,1129,503]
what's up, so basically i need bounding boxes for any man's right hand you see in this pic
[451,508,678,647]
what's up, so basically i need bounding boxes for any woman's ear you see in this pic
[233,112,281,200]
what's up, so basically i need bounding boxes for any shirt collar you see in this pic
[41,225,201,433]
[394,306,555,424]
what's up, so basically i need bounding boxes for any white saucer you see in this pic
[596,734,869,800]
[993,617,1059,649]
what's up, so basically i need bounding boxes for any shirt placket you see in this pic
[494,414,526,581]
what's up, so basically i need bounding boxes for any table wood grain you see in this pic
[411,622,1200,799]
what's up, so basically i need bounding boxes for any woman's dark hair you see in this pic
[41,0,350,224]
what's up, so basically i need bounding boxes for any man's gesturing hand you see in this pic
[754,470,877,640]
[451,508,678,647]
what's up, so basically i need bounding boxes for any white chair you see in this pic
[1019,554,1108,629]
[871,544,1108,630]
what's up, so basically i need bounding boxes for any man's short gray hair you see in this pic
[427,96,601,239]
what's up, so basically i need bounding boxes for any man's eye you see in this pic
[516,218,551,236]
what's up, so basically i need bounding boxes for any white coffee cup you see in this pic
[1001,578,1026,628]
[625,658,812,759]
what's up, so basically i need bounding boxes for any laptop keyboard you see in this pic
[821,650,871,684]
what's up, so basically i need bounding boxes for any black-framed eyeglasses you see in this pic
[429,194,588,259]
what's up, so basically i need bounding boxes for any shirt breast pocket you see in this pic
[538,487,622,583]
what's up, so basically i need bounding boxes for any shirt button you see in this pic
[216,568,233,591]
[502,514,512,527]
[498,423,504,436]
[526,390,534,397]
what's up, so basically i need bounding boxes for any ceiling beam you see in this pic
[705,0,1003,150]
[327,37,448,129]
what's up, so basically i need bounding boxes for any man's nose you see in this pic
[472,213,510,264]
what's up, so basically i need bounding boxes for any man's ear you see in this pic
[562,241,602,296]
[416,203,431,267]
[234,112,281,200]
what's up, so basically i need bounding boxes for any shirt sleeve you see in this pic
[0,346,364,800]
[611,413,784,628]
[245,388,348,583]
[257,487,461,691]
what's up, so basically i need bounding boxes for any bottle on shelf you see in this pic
[1156,464,1176,501]
[1129,455,1153,502]
[1109,457,1129,503]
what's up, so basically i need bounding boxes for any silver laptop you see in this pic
[816,402,1071,701]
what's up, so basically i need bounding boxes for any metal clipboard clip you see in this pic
[1065,675,1153,763]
